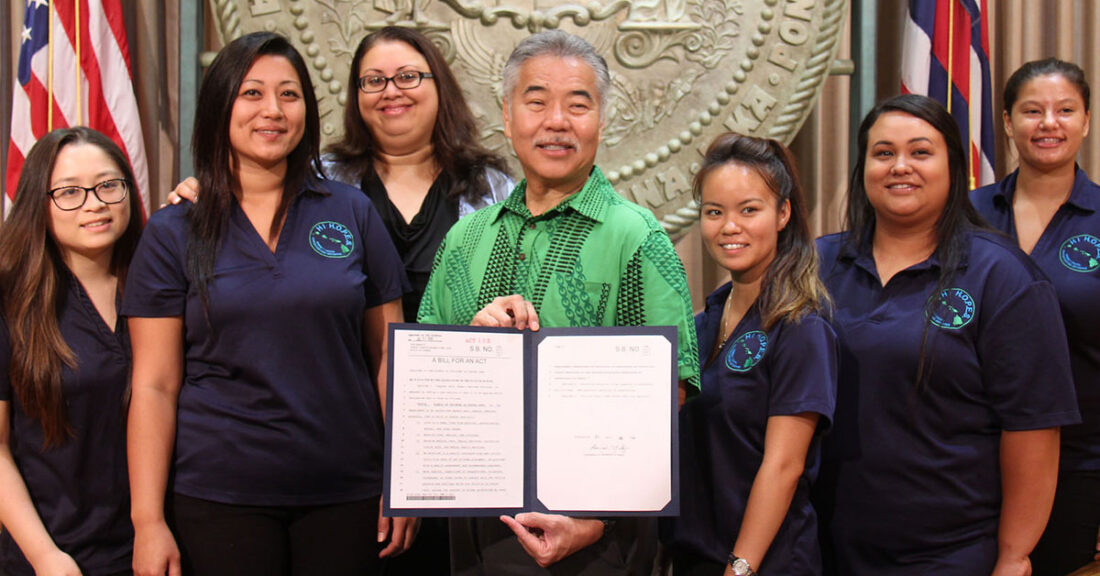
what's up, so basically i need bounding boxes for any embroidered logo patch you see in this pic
[928,288,975,330]
[726,330,768,373]
[309,221,354,259]
[1059,234,1100,272]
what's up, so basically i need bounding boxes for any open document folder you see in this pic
[384,324,679,518]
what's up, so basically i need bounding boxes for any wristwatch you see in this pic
[727,553,756,576]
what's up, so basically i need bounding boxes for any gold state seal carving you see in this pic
[212,0,846,236]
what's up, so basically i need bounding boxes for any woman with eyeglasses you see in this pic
[327,26,513,324]
[329,28,513,573]
[0,127,143,576]
[124,32,409,576]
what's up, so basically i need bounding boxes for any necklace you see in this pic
[716,287,736,353]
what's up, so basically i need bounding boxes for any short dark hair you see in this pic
[189,31,321,308]
[502,30,610,116]
[326,26,508,202]
[694,133,829,330]
[1003,57,1090,114]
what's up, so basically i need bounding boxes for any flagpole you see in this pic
[47,0,53,130]
[967,5,978,189]
[945,0,953,115]
[76,0,83,125]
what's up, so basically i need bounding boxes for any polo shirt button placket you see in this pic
[516,223,529,261]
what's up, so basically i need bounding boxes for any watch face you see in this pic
[731,558,752,576]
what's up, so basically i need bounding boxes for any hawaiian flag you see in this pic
[901,0,995,188]
[6,0,149,216]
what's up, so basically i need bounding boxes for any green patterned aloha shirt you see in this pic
[418,166,700,391]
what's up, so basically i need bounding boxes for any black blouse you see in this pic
[362,172,459,322]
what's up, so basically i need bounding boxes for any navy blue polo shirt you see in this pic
[122,177,407,506]
[972,167,1100,472]
[815,229,1079,575]
[0,273,132,576]
[662,282,837,575]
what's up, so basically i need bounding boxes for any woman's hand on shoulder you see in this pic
[132,520,181,576]
[162,177,199,208]
[28,548,82,576]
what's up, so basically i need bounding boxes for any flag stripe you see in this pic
[88,0,150,206]
[50,10,82,128]
[902,0,996,188]
[5,0,150,216]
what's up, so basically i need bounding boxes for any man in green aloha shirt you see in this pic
[418,29,699,576]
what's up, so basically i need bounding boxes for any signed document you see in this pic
[384,324,678,517]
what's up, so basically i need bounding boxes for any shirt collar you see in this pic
[838,224,969,278]
[993,166,1098,213]
[990,170,1018,209]
[1067,166,1099,212]
[703,281,733,313]
[495,166,611,223]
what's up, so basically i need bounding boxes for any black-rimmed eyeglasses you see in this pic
[357,71,434,94]
[47,178,129,211]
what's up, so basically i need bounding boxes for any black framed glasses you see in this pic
[47,178,129,211]
[357,70,434,94]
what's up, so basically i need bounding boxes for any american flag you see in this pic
[901,0,995,189]
[6,0,149,216]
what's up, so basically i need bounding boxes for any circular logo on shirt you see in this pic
[309,221,354,259]
[928,288,975,330]
[1059,234,1100,272]
[725,330,768,373]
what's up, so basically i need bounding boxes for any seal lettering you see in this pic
[249,0,280,16]
[629,167,690,209]
[785,0,816,21]
[213,0,846,239]
[724,85,778,132]
[768,45,799,71]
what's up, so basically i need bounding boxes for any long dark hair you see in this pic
[693,133,830,331]
[326,26,508,201]
[0,127,143,446]
[188,32,322,308]
[1003,57,1090,114]
[845,94,986,387]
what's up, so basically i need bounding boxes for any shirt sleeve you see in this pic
[358,198,409,309]
[121,208,189,318]
[766,315,838,427]
[617,229,700,392]
[979,279,1081,430]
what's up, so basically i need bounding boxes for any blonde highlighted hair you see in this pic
[694,133,830,330]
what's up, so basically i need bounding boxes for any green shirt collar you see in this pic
[498,166,612,224]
